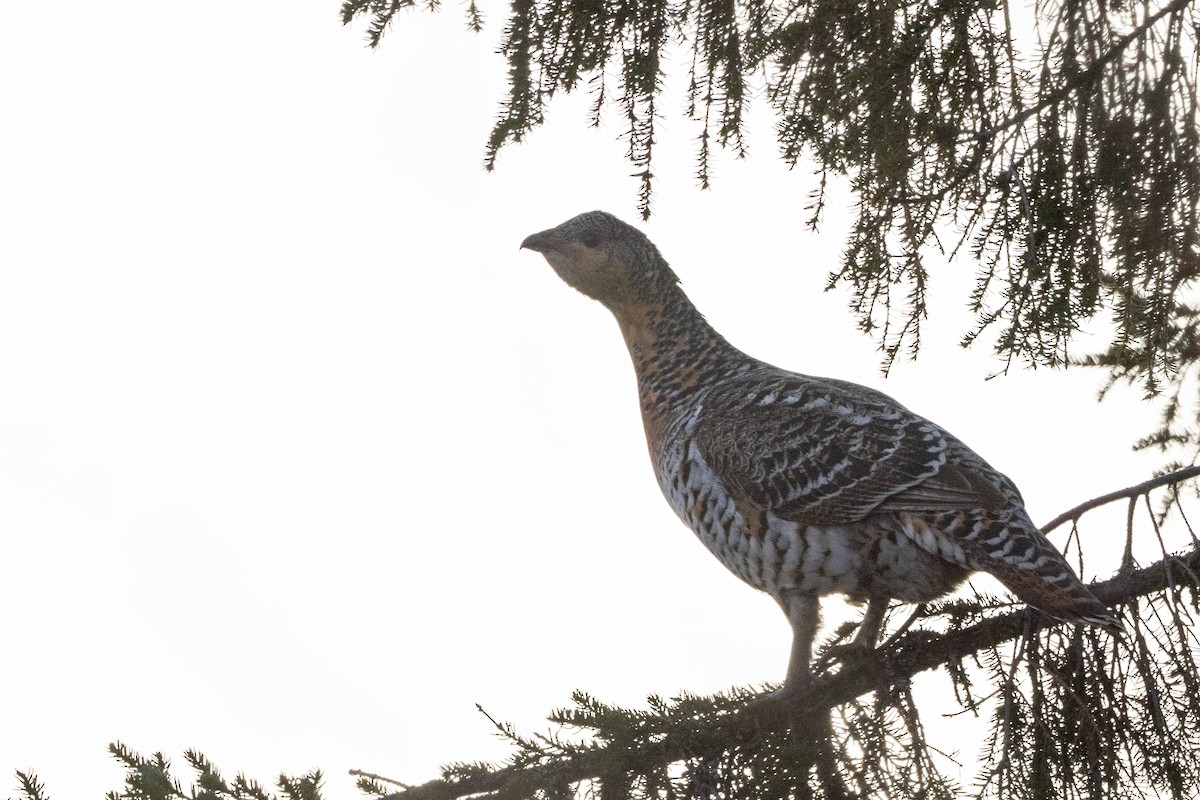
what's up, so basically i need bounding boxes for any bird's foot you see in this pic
[767,681,804,702]
[815,641,879,676]
[752,679,812,710]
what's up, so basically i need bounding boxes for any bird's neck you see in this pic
[612,277,751,423]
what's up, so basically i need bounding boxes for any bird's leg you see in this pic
[818,596,890,671]
[850,596,889,650]
[773,592,820,699]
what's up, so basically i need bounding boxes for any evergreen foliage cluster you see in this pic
[12,744,324,800]
[341,0,1200,445]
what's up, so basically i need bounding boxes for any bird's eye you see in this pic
[579,232,602,248]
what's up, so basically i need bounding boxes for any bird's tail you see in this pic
[968,514,1125,634]
[904,508,1125,634]
[994,563,1125,634]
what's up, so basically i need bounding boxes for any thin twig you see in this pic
[350,770,413,790]
[1042,465,1200,534]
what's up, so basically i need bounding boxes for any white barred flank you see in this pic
[658,432,970,601]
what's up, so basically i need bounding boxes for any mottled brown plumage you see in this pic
[521,210,1122,696]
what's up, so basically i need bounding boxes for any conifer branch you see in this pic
[976,0,1196,140]
[381,548,1199,800]
[376,466,1200,800]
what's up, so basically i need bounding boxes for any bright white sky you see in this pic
[0,1,1168,797]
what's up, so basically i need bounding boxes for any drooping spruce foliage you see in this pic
[14,471,1200,800]
[341,0,1200,448]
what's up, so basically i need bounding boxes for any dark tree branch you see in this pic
[380,468,1200,800]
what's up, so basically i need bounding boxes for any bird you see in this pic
[520,210,1123,697]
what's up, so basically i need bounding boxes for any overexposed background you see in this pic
[0,2,1160,796]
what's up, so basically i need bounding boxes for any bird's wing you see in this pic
[688,373,1123,632]
[689,373,1009,525]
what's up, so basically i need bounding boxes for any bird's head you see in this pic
[520,211,670,311]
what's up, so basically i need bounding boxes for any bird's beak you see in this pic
[520,229,558,253]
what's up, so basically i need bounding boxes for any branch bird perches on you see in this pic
[372,465,1200,800]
